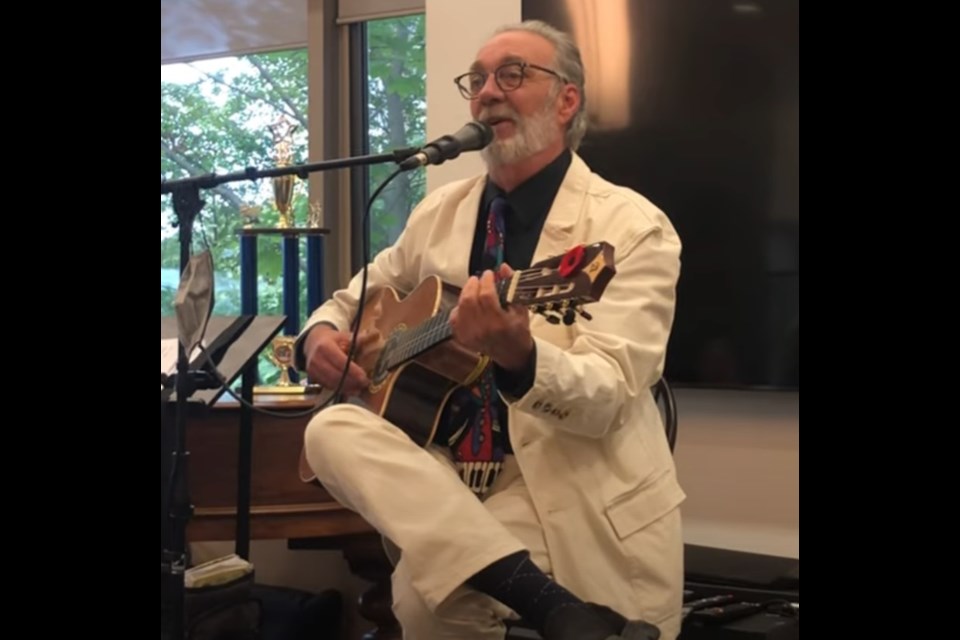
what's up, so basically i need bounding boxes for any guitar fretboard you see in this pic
[379,279,512,371]
[381,309,455,371]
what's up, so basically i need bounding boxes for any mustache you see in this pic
[478,105,519,122]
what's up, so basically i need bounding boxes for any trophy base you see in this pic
[253,384,307,395]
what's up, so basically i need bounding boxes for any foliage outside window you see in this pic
[365,15,427,255]
[161,49,309,321]
[160,15,427,381]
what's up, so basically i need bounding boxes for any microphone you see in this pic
[399,121,493,171]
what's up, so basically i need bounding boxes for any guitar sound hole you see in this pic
[371,354,389,385]
[371,328,405,386]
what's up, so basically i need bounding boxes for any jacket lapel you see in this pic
[532,153,591,264]
[431,177,486,286]
[431,153,592,283]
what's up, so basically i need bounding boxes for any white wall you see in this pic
[424,0,521,192]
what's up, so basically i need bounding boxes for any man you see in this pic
[297,20,684,640]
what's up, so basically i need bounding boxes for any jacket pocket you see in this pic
[604,471,685,540]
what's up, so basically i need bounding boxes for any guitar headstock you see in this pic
[498,242,615,325]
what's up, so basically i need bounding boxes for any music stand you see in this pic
[161,314,286,640]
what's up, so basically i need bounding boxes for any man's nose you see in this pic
[475,73,505,104]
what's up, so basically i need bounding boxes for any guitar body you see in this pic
[369,362,460,446]
[298,275,487,483]
[354,275,487,446]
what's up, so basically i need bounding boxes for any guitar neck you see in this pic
[376,243,614,373]
[381,275,513,370]
[382,309,454,371]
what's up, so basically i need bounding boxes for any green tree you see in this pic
[161,15,427,378]
[161,49,309,321]
[367,15,427,254]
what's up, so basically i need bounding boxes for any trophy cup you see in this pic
[239,204,262,229]
[254,335,306,394]
[308,201,323,228]
[269,117,299,228]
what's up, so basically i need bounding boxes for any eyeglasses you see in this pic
[454,62,567,100]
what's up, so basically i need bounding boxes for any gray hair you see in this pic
[493,20,588,150]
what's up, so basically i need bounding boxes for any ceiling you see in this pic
[161,0,308,64]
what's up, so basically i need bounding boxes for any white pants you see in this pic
[303,403,550,639]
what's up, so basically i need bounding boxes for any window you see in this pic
[351,15,427,264]
[161,49,309,321]
[161,49,308,383]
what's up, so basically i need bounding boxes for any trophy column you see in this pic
[282,236,300,336]
[240,235,258,316]
[237,227,330,391]
[306,232,324,315]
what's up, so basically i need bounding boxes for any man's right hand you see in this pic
[303,324,371,397]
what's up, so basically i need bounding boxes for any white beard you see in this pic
[480,99,559,168]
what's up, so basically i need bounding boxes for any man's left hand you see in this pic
[450,263,533,372]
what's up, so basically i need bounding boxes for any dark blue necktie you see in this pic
[448,195,508,496]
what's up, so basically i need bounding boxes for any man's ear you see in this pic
[557,84,581,127]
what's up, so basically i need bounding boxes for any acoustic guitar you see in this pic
[298,241,616,483]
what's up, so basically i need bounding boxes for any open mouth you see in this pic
[484,117,515,134]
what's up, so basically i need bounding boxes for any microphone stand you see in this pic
[159,146,418,640]
[160,149,419,194]
[161,179,221,640]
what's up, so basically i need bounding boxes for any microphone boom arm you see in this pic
[160,148,420,195]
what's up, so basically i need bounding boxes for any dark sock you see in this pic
[466,550,596,634]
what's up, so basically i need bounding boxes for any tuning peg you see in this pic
[562,309,577,325]
[545,313,562,325]
[576,306,593,321]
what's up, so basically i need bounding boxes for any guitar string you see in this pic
[380,269,592,370]
[384,291,581,368]
[386,311,450,369]
[387,279,582,366]
[392,316,448,368]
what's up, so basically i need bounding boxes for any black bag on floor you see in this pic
[252,584,342,640]
[185,572,261,640]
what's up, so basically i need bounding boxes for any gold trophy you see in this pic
[239,204,262,229]
[269,117,299,228]
[255,335,306,394]
[308,201,323,228]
